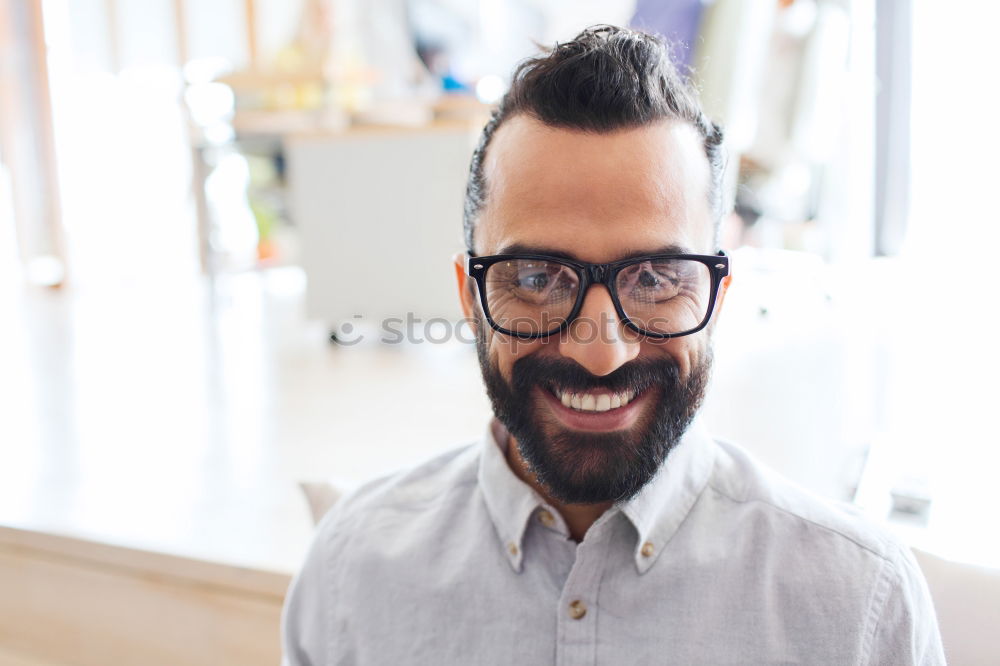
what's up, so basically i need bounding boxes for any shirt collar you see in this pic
[620,420,716,574]
[477,419,543,572]
[477,418,716,574]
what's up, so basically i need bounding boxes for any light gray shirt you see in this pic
[282,420,944,665]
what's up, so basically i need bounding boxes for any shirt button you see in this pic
[641,541,655,557]
[508,542,519,556]
[568,600,587,620]
[538,509,555,527]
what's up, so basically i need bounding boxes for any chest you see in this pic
[327,517,870,665]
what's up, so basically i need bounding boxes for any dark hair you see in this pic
[463,25,725,252]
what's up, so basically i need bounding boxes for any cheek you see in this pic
[488,335,547,379]
[641,337,701,377]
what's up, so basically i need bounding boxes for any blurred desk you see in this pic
[285,119,482,332]
[0,526,289,666]
[187,94,489,279]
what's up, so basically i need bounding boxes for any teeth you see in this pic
[554,388,637,412]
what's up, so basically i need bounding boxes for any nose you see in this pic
[559,284,640,376]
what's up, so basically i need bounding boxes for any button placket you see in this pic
[554,514,617,666]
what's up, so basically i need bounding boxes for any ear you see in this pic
[714,274,733,317]
[452,252,478,325]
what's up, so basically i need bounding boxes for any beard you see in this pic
[476,331,712,506]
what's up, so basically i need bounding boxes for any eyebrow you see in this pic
[494,243,694,261]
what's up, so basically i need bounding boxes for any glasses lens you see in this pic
[484,259,580,335]
[615,258,712,335]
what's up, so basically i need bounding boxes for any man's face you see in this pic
[456,116,728,505]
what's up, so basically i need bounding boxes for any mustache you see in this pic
[510,355,681,396]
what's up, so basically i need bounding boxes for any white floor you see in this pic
[0,266,492,574]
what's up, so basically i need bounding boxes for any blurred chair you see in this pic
[299,481,342,525]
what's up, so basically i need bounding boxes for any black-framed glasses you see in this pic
[467,250,730,339]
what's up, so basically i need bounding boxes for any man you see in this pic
[283,26,944,665]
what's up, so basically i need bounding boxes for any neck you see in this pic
[504,433,613,542]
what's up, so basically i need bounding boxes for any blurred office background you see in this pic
[1,1,998,664]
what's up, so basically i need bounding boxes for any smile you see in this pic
[552,387,637,412]
[538,385,651,432]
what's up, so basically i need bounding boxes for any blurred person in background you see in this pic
[282,25,943,665]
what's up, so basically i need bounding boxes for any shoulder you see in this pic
[706,437,902,563]
[703,439,944,663]
[282,442,485,662]
[316,442,482,548]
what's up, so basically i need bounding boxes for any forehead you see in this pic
[477,115,714,262]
